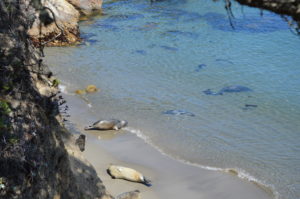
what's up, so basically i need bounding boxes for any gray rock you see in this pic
[116,190,141,199]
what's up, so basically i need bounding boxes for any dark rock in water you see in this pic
[182,11,202,22]
[245,104,258,108]
[132,50,147,55]
[95,23,119,32]
[203,85,252,96]
[103,0,131,10]
[220,85,252,93]
[163,30,199,39]
[148,44,157,48]
[104,13,144,23]
[203,89,222,96]
[195,64,207,72]
[215,58,234,65]
[75,134,86,152]
[160,45,178,51]
[163,110,195,117]
[242,104,258,111]
[85,39,98,44]
[81,32,97,40]
[80,32,99,45]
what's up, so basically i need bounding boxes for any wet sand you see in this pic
[63,93,273,199]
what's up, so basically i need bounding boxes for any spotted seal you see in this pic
[107,165,151,186]
[84,119,128,131]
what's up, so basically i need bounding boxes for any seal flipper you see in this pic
[106,168,116,179]
[92,120,101,125]
[84,126,94,130]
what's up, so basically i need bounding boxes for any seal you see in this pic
[84,119,128,131]
[107,165,151,186]
[116,190,141,199]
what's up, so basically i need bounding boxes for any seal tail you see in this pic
[143,177,152,187]
[84,126,93,130]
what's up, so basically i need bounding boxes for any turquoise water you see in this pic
[45,0,300,198]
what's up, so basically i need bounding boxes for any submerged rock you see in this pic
[242,104,258,111]
[132,50,147,55]
[86,85,98,93]
[203,85,252,96]
[75,89,86,95]
[220,85,252,93]
[160,45,178,51]
[195,64,207,72]
[202,89,221,96]
[162,110,195,117]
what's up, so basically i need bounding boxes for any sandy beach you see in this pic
[62,92,273,199]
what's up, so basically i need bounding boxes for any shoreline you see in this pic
[61,89,275,199]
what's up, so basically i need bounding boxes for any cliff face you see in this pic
[28,0,102,46]
[0,1,109,198]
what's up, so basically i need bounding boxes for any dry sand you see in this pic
[63,93,273,199]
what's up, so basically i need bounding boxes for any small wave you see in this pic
[123,126,279,199]
[58,84,67,93]
[224,168,279,199]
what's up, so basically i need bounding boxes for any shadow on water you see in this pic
[103,13,145,23]
[80,32,99,46]
[203,12,289,33]
[132,50,147,55]
[93,23,120,32]
[161,30,199,39]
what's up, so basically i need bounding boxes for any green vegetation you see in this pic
[52,79,60,88]
[8,138,18,145]
[0,100,11,115]
[0,100,11,131]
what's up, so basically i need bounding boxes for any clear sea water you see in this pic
[44,0,300,198]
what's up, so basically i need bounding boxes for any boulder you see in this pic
[67,0,103,16]
[116,190,141,199]
[28,0,81,46]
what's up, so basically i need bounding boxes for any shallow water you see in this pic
[44,0,300,198]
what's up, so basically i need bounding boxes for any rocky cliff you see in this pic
[0,1,110,198]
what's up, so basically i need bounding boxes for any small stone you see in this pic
[75,89,86,95]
